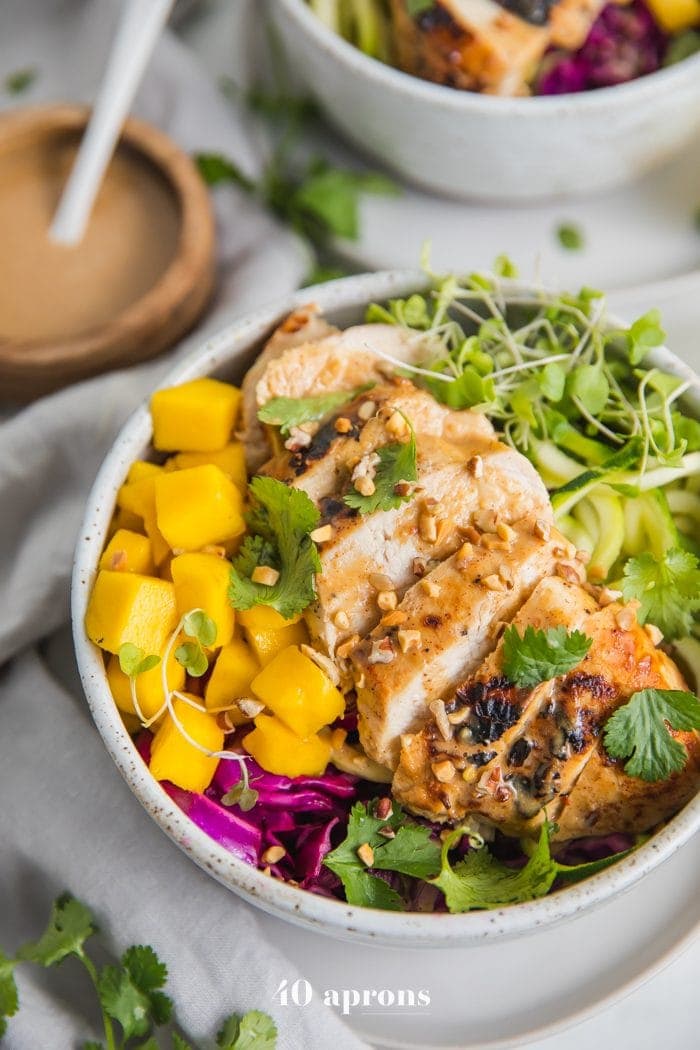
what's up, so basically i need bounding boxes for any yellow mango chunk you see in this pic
[251,645,344,737]
[151,378,242,452]
[149,695,224,792]
[107,646,185,722]
[171,552,235,647]
[205,637,260,720]
[85,571,177,655]
[117,474,169,564]
[237,606,302,631]
[109,507,144,536]
[244,715,330,778]
[100,529,154,575]
[155,465,245,551]
[164,443,247,492]
[646,0,699,31]
[127,460,163,484]
[241,618,308,666]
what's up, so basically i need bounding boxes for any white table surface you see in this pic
[177,5,700,1049]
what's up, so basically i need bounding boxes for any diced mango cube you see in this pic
[646,0,699,32]
[151,378,242,452]
[149,695,223,792]
[117,474,169,564]
[155,465,245,551]
[85,570,177,655]
[241,618,308,666]
[107,646,185,722]
[126,460,163,484]
[244,714,330,777]
[171,552,235,647]
[237,606,302,631]
[100,529,154,575]
[109,507,144,535]
[251,645,344,737]
[205,637,260,719]
[164,442,247,492]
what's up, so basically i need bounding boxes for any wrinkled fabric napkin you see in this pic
[0,2,366,1047]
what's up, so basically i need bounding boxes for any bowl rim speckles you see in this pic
[71,269,700,948]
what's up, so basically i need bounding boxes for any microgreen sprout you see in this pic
[118,644,161,724]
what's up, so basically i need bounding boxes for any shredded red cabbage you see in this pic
[537,1,667,95]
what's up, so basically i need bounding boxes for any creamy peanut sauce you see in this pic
[0,133,180,343]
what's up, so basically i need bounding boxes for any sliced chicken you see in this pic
[393,578,699,838]
[241,304,339,470]
[390,0,628,96]
[243,320,430,470]
[261,381,495,504]
[353,522,574,769]
[305,430,553,656]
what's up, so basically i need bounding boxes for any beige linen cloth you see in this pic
[0,2,367,1047]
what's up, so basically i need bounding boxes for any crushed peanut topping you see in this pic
[429,698,452,741]
[357,843,375,867]
[370,572,394,591]
[615,606,638,631]
[238,698,265,718]
[397,628,422,653]
[357,399,376,421]
[496,522,516,543]
[376,797,393,820]
[576,548,591,564]
[644,623,664,646]
[598,586,623,607]
[456,541,474,567]
[368,638,395,665]
[354,475,376,497]
[555,560,586,584]
[413,557,428,577]
[377,826,396,839]
[432,759,456,783]
[482,573,506,592]
[201,544,227,558]
[330,727,348,750]
[334,416,353,434]
[419,513,437,543]
[300,644,341,685]
[386,410,410,440]
[460,525,481,544]
[251,565,280,587]
[447,707,470,725]
[420,577,441,597]
[309,524,334,544]
[481,534,508,551]
[377,590,398,611]
[333,610,351,630]
[534,518,551,541]
[284,426,312,451]
[336,634,360,660]
[381,610,408,628]
[467,454,484,478]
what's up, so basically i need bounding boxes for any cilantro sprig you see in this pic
[344,418,418,515]
[1,893,276,1048]
[604,688,700,782]
[502,625,592,688]
[228,477,321,620]
[257,384,373,437]
[431,821,631,913]
[622,547,700,641]
[324,802,441,910]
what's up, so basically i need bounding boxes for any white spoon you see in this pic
[50,0,175,247]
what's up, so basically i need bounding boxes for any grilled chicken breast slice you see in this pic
[390,1,626,95]
[261,381,495,503]
[393,579,699,838]
[241,304,339,471]
[305,432,553,656]
[353,522,574,769]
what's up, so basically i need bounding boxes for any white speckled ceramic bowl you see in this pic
[272,0,700,203]
[72,270,700,947]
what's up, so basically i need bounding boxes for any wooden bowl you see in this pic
[0,105,215,402]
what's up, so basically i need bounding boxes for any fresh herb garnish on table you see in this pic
[430,821,630,912]
[344,418,418,514]
[228,477,321,619]
[0,893,277,1048]
[622,548,700,640]
[4,67,37,95]
[604,689,700,782]
[196,84,397,281]
[257,384,373,437]
[501,625,593,688]
[324,801,442,910]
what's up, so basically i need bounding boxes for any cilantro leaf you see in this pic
[121,945,167,995]
[628,309,666,365]
[344,423,417,515]
[172,1035,193,1050]
[257,384,372,437]
[292,167,396,241]
[217,1010,277,1050]
[324,802,441,909]
[97,965,152,1040]
[0,950,18,1038]
[18,895,95,967]
[5,68,37,95]
[228,477,321,620]
[502,625,592,688]
[118,643,160,678]
[603,689,700,782]
[556,223,584,251]
[431,822,630,912]
[622,547,700,640]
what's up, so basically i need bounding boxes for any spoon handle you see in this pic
[50,0,175,247]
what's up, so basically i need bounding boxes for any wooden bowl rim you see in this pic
[0,103,215,371]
